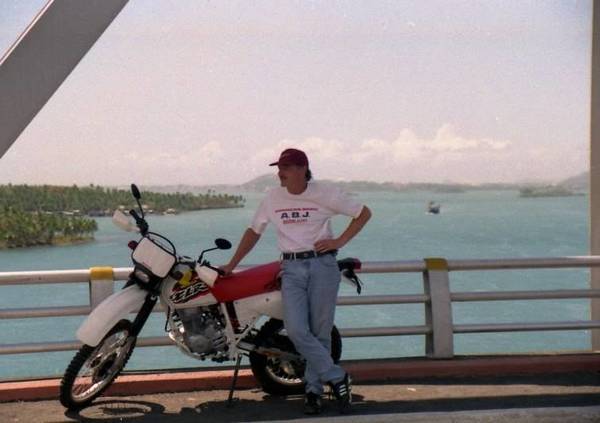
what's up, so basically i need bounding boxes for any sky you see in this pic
[0,0,593,186]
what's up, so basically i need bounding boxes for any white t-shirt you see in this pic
[250,182,364,253]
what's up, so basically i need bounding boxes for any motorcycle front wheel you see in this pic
[249,318,342,396]
[59,319,136,410]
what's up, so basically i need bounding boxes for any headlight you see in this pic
[134,269,151,283]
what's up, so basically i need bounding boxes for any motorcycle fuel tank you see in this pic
[161,265,218,309]
[210,261,281,302]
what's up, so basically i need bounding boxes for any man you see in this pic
[221,148,371,415]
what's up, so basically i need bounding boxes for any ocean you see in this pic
[0,190,591,380]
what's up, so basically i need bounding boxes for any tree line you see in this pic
[0,184,245,249]
[0,184,245,214]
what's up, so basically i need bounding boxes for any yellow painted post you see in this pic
[89,267,115,309]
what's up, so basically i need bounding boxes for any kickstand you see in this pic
[227,354,242,407]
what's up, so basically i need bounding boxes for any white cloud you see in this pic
[430,124,480,151]
[247,125,519,183]
[0,124,583,186]
[350,124,511,167]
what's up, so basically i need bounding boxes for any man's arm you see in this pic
[220,228,261,275]
[314,206,372,253]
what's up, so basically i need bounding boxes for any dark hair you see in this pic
[306,169,312,181]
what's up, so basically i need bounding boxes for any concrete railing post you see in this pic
[89,267,115,309]
[423,258,454,358]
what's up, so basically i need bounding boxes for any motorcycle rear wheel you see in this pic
[249,318,342,396]
[59,319,136,410]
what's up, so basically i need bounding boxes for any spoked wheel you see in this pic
[60,320,136,410]
[249,318,342,396]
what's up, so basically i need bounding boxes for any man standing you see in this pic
[221,148,371,415]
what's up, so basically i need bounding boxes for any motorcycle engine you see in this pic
[178,307,227,355]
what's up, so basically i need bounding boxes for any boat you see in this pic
[427,201,441,214]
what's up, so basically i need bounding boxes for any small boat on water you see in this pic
[427,201,441,215]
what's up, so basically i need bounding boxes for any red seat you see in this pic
[210,261,281,302]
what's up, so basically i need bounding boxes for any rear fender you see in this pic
[76,284,148,347]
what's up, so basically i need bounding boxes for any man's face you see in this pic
[277,164,306,187]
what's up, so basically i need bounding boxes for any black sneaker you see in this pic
[303,392,322,415]
[329,373,352,414]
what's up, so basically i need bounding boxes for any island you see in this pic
[519,186,582,198]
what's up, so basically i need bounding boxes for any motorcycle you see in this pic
[59,184,363,410]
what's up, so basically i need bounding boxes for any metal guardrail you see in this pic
[1,256,600,359]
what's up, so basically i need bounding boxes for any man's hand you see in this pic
[220,228,261,278]
[314,238,342,253]
[219,263,235,277]
[316,207,371,254]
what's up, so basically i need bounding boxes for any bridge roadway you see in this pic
[1,355,600,422]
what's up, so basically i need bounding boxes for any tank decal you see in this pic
[170,281,211,303]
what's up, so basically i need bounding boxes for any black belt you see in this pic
[282,250,338,260]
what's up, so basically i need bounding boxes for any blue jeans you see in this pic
[281,254,345,395]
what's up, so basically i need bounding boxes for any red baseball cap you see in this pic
[269,148,309,167]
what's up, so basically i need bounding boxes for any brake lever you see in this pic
[201,260,226,276]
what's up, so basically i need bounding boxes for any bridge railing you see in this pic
[1,256,600,358]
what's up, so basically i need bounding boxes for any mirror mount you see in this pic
[130,183,144,219]
[197,238,232,264]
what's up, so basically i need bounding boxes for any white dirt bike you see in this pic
[59,184,363,410]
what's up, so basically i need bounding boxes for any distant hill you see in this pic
[136,171,590,194]
[239,174,279,192]
[238,174,512,193]
[238,175,413,193]
[141,178,528,194]
[558,171,588,192]
[513,171,588,198]
[519,186,582,198]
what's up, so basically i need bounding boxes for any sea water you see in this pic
[0,190,590,380]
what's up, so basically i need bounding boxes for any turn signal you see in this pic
[127,240,138,250]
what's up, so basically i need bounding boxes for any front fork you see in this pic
[130,293,158,337]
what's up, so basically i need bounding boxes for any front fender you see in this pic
[77,284,148,347]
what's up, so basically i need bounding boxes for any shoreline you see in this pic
[0,236,94,250]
